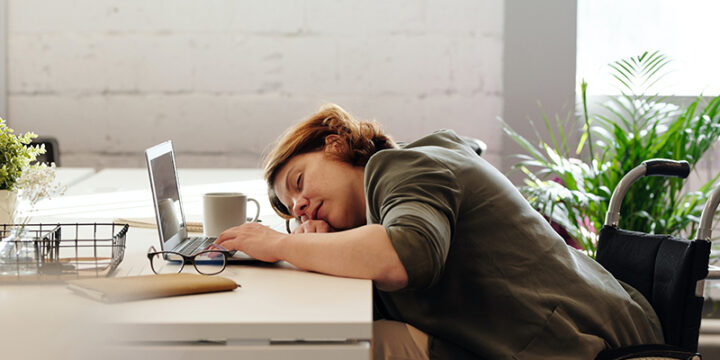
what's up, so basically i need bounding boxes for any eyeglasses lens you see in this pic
[150,252,184,274]
[193,250,227,275]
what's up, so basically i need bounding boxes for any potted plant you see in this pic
[0,118,44,224]
[503,51,720,257]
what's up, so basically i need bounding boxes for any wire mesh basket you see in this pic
[0,223,128,282]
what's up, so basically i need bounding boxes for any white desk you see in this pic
[0,168,373,360]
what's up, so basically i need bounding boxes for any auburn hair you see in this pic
[263,104,397,218]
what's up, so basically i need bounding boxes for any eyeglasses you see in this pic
[285,218,300,234]
[146,245,231,275]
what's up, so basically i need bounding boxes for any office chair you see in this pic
[594,159,720,360]
[466,137,487,156]
[31,137,60,166]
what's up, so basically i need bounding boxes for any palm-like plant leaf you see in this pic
[502,51,720,256]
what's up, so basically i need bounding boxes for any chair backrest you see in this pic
[465,137,487,156]
[596,225,710,352]
[31,137,60,166]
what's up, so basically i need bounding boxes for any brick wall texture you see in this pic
[6,0,504,168]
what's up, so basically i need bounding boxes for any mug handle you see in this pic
[247,198,261,222]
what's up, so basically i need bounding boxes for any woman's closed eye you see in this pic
[296,173,303,191]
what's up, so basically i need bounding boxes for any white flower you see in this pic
[15,163,66,220]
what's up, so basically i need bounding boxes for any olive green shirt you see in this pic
[364,130,663,359]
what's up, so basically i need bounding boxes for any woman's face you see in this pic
[273,150,367,231]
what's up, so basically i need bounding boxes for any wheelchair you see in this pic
[593,159,720,360]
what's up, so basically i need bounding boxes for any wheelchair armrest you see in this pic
[708,265,720,280]
[595,344,701,360]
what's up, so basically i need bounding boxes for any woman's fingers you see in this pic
[291,219,333,234]
[215,225,243,246]
[215,231,231,245]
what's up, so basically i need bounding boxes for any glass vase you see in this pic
[0,228,40,277]
[0,190,17,225]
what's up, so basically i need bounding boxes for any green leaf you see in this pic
[0,118,44,190]
[502,50,720,256]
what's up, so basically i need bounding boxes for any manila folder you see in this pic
[67,273,238,303]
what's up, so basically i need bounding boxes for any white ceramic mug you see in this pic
[202,192,260,237]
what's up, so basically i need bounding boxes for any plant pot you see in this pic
[0,190,17,225]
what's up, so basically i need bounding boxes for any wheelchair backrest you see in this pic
[596,225,710,352]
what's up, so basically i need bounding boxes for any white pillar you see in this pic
[0,0,6,119]
[502,0,578,182]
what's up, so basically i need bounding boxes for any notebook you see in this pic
[67,273,238,303]
[145,141,254,262]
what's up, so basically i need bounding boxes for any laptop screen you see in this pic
[146,142,187,246]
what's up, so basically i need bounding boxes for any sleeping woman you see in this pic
[214,104,663,359]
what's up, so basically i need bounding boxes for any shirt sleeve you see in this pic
[365,149,462,290]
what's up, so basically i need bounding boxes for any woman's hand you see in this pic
[292,219,335,234]
[215,222,288,263]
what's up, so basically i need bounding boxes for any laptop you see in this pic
[145,141,254,262]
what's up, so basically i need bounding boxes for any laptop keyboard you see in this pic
[177,236,217,255]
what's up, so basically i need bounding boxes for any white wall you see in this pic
[5,0,505,169]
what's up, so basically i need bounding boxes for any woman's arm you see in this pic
[215,222,409,291]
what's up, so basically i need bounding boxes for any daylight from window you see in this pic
[577,0,720,96]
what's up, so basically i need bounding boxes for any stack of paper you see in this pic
[115,217,203,233]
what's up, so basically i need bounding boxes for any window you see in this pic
[577,0,720,96]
